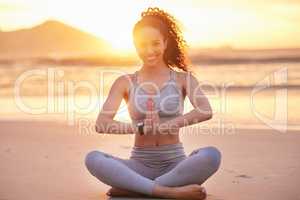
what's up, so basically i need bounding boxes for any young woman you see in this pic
[85,7,221,200]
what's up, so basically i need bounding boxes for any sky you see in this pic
[0,0,300,52]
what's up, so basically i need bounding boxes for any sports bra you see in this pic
[127,69,184,124]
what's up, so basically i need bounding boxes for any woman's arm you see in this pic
[95,74,137,134]
[160,71,213,130]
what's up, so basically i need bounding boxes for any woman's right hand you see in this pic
[133,115,154,135]
[134,97,160,135]
[143,117,154,135]
[144,97,160,135]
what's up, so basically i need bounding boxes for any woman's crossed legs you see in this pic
[84,146,221,199]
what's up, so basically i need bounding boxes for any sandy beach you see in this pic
[1,120,299,200]
[1,0,300,199]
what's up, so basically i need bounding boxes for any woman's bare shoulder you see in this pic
[113,73,135,87]
[175,70,191,84]
[176,70,198,82]
[173,70,188,96]
[120,72,136,87]
[111,73,135,98]
[175,71,185,78]
[174,70,198,95]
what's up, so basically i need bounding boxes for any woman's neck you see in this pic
[141,62,170,74]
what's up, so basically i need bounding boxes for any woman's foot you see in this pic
[152,183,207,200]
[172,184,207,200]
[107,184,207,200]
[106,187,150,198]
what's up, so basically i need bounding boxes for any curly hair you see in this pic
[133,7,191,72]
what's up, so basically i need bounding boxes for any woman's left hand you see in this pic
[147,97,180,135]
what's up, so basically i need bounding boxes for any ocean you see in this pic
[0,62,299,133]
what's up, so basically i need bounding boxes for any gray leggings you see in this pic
[85,143,221,196]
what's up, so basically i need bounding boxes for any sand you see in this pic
[0,120,299,200]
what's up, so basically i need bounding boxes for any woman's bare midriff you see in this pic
[134,131,180,147]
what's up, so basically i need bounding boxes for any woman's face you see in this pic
[133,26,168,67]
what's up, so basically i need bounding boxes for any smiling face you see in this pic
[133,26,168,67]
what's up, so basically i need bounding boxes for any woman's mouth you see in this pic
[146,56,157,62]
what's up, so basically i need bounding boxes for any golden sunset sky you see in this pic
[0,0,300,52]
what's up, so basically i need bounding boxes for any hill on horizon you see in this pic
[1,20,300,65]
[0,20,113,59]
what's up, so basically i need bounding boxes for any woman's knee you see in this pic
[200,146,222,171]
[84,150,106,175]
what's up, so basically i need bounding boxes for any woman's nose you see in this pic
[144,46,155,55]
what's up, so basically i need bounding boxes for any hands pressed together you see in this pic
[138,97,180,135]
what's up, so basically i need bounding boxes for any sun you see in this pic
[1,0,300,50]
[100,31,136,53]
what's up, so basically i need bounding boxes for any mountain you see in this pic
[1,20,300,65]
[0,20,112,59]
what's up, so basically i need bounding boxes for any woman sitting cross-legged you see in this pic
[85,7,222,200]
